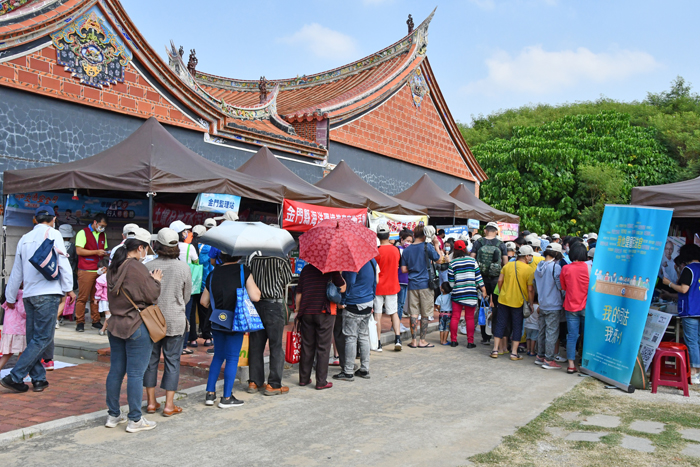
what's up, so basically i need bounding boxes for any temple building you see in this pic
[0,0,486,195]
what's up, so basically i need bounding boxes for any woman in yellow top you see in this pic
[491,245,536,361]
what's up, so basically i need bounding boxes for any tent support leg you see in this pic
[147,192,155,233]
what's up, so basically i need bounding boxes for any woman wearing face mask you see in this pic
[104,230,163,433]
[169,220,199,352]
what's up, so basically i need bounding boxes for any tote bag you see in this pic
[285,325,301,364]
[186,244,203,295]
[368,314,379,351]
[209,266,265,333]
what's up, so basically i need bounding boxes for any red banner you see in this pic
[282,199,367,232]
[153,203,212,229]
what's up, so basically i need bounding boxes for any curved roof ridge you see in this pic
[194,7,436,92]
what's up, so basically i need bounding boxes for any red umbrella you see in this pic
[299,218,378,273]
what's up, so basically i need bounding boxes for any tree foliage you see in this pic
[473,111,679,235]
[458,77,700,233]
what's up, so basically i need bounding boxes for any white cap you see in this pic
[192,225,206,236]
[58,224,75,238]
[505,242,516,251]
[518,245,534,256]
[169,220,192,233]
[123,223,139,236]
[552,234,560,239]
[203,218,217,229]
[376,224,390,235]
[214,210,238,222]
[485,221,499,230]
[156,228,179,246]
[131,227,155,254]
[589,233,598,240]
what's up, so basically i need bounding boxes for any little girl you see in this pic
[435,282,453,345]
[0,289,26,371]
[94,258,110,336]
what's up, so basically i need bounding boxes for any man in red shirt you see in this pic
[374,225,402,351]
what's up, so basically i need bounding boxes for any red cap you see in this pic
[454,240,467,251]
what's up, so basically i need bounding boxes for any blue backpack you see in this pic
[29,228,61,281]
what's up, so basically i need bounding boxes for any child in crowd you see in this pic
[436,282,453,345]
[94,258,110,336]
[0,289,26,371]
[524,304,539,356]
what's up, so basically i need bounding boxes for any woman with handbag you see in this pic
[295,264,346,390]
[143,228,192,417]
[200,253,261,408]
[105,233,162,433]
[490,245,535,361]
[447,240,486,348]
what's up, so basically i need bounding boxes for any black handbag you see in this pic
[424,243,440,291]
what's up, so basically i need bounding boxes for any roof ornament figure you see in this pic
[187,49,197,76]
[259,76,268,103]
[407,14,414,34]
[178,45,184,58]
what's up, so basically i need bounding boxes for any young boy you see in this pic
[435,282,453,345]
[524,304,539,356]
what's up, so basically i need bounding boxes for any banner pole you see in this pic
[580,367,634,393]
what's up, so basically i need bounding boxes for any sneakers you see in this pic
[534,357,545,366]
[394,336,402,351]
[554,356,567,363]
[374,341,383,352]
[99,330,106,336]
[332,372,355,382]
[400,324,409,333]
[105,412,128,428]
[76,323,84,332]
[205,392,217,406]
[542,360,562,370]
[218,396,244,408]
[206,348,215,355]
[263,384,290,396]
[0,375,28,393]
[691,374,700,385]
[55,320,60,330]
[480,339,492,345]
[42,360,54,371]
[247,382,260,394]
[354,369,370,379]
[126,417,157,433]
[32,380,49,392]
[91,322,102,330]
[466,343,477,349]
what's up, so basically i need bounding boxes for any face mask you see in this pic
[526,256,534,264]
[97,267,106,276]
[403,242,411,247]
[445,246,451,252]
[96,225,106,233]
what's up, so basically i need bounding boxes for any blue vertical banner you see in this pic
[581,205,673,391]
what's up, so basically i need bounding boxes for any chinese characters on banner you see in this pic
[369,211,428,240]
[581,205,672,391]
[639,309,672,371]
[497,222,519,241]
[153,203,212,230]
[193,193,241,214]
[282,199,368,232]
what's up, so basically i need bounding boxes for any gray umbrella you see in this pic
[198,221,295,258]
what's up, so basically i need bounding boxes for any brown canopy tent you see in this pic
[315,161,427,215]
[394,174,480,219]
[450,184,520,223]
[3,117,283,202]
[3,117,286,230]
[631,178,700,217]
[236,147,365,208]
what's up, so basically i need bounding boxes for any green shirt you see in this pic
[75,229,108,272]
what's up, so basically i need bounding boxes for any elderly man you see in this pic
[75,213,108,332]
[1,207,74,393]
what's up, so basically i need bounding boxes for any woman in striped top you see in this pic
[448,240,487,348]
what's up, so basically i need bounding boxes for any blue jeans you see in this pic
[10,294,61,384]
[207,330,244,398]
[566,310,585,362]
[106,323,153,421]
[683,317,700,368]
[397,284,408,320]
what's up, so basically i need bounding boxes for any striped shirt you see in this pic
[250,256,293,300]
[447,256,485,306]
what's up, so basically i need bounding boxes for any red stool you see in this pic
[651,347,689,397]
[658,342,691,383]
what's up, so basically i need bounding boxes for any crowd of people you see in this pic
[5,205,695,434]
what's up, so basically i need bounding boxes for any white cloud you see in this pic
[277,24,359,61]
[462,46,661,96]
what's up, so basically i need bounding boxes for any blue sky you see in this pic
[120,0,700,125]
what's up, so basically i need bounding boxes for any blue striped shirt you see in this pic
[448,256,485,306]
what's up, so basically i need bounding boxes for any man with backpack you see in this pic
[471,222,509,345]
[1,207,74,393]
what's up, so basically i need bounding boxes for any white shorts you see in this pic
[99,300,110,315]
[374,294,398,315]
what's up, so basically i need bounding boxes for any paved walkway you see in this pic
[0,333,580,466]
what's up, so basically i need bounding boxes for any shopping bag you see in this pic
[478,298,489,327]
[187,245,203,294]
[285,326,301,364]
[63,295,76,317]
[368,314,379,351]
[238,333,250,366]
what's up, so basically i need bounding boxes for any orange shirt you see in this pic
[375,244,401,296]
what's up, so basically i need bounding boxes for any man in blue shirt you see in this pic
[400,225,442,348]
[333,258,377,381]
[1,207,74,393]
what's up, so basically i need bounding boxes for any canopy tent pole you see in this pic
[147,192,156,233]
[452,206,455,227]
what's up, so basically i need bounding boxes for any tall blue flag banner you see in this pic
[581,205,673,391]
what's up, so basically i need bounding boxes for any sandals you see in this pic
[162,405,183,417]
[203,340,213,347]
[510,354,523,361]
[567,367,577,374]
[407,343,417,348]
[146,402,161,414]
[181,349,194,355]
[490,351,499,359]
[417,344,435,348]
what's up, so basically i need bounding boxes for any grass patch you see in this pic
[468,378,700,466]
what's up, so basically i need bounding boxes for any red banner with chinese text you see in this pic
[153,203,212,230]
[282,199,367,232]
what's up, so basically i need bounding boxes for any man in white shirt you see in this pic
[1,207,74,393]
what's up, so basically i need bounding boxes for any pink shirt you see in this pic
[2,290,26,335]
[95,273,109,301]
